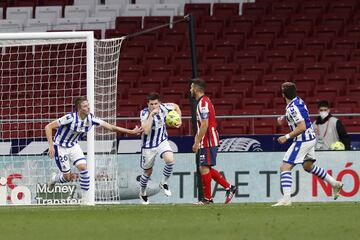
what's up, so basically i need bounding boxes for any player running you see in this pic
[273,82,343,206]
[139,92,182,205]
[190,78,238,205]
[45,97,142,199]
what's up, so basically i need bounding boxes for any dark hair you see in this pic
[281,82,297,100]
[74,97,87,110]
[192,78,206,92]
[318,100,330,109]
[147,92,160,102]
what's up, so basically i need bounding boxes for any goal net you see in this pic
[0,32,124,205]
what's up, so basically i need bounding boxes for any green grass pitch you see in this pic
[1,202,359,240]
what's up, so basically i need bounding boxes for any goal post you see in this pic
[0,31,124,205]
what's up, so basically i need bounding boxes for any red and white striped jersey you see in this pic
[196,95,219,148]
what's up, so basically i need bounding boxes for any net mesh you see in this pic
[0,35,124,205]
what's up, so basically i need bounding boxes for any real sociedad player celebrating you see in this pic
[273,82,343,206]
[139,92,182,205]
[45,97,142,197]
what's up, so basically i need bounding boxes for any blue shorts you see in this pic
[199,147,218,166]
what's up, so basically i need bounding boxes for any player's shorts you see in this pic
[199,147,218,166]
[140,140,173,170]
[54,144,86,173]
[283,139,316,165]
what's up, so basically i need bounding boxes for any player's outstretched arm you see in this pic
[45,120,60,159]
[278,121,306,144]
[101,121,143,135]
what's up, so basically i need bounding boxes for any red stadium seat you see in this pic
[344,24,360,37]
[262,74,291,86]
[273,37,302,50]
[229,15,258,29]
[230,74,259,86]
[233,50,261,64]
[143,52,169,65]
[148,65,176,78]
[245,37,273,50]
[220,120,249,135]
[138,76,168,88]
[223,27,249,42]
[272,1,299,15]
[253,119,277,134]
[303,62,332,75]
[324,73,352,88]
[293,50,321,63]
[201,15,228,30]
[334,61,360,74]
[242,2,270,16]
[341,119,360,133]
[329,1,357,14]
[335,96,360,108]
[284,24,311,38]
[232,109,261,115]
[260,14,290,28]
[240,63,270,76]
[210,63,239,76]
[252,86,281,98]
[252,26,282,39]
[292,73,322,86]
[321,49,350,63]
[184,3,211,25]
[271,62,300,75]
[203,52,230,64]
[290,13,321,27]
[119,65,145,78]
[313,24,342,38]
[213,3,239,17]
[322,12,350,26]
[115,16,142,33]
[212,39,240,53]
[302,37,331,50]
[212,98,239,111]
[263,50,292,63]
[203,75,228,88]
[346,84,360,96]
[242,98,270,109]
[332,37,360,49]
[220,86,247,99]
[301,1,328,15]
[143,16,170,29]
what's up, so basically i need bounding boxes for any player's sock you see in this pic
[79,170,90,191]
[281,171,292,199]
[55,173,68,183]
[310,165,337,186]
[210,168,230,189]
[201,172,212,200]
[161,162,174,184]
[140,174,150,196]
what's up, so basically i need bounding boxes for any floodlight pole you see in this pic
[187,13,203,201]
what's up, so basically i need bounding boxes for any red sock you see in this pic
[210,168,230,189]
[201,172,212,200]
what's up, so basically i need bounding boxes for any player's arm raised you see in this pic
[101,121,143,135]
[45,120,60,159]
[278,120,306,144]
[192,119,208,152]
[141,108,158,135]
[173,103,182,128]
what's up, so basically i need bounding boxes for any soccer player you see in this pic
[45,97,142,198]
[190,79,238,205]
[139,92,182,205]
[273,82,343,206]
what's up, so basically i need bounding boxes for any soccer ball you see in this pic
[166,110,181,127]
[330,141,345,150]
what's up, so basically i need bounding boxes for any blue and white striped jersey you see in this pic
[140,103,175,149]
[285,96,316,142]
[54,112,104,148]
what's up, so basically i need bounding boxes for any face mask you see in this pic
[319,111,329,120]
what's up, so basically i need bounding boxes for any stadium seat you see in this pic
[220,120,249,135]
[203,51,230,64]
[229,15,258,30]
[143,52,169,65]
[345,84,360,96]
[334,61,360,74]
[321,49,350,63]
[253,119,277,135]
[213,3,239,17]
[262,74,291,86]
[202,15,228,30]
[210,63,239,76]
[233,50,261,64]
[220,86,247,99]
[35,6,62,23]
[322,12,350,26]
[329,0,357,13]
[223,26,249,42]
[184,3,211,25]
[334,96,360,108]
[301,1,328,15]
[119,64,145,78]
[82,17,112,38]
[148,65,176,78]
[115,16,142,33]
[138,76,168,89]
[344,24,360,37]
[323,73,352,90]
[0,19,23,33]
[273,37,302,50]
[240,63,270,76]
[302,37,331,50]
[242,98,270,109]
[242,2,270,16]
[245,37,273,51]
[24,18,52,32]
[252,85,281,98]
[152,4,179,17]
[290,13,321,27]
[123,4,151,17]
[332,37,360,49]
[232,109,261,115]
[341,119,360,133]
[53,18,82,31]
[271,62,300,75]
[230,74,259,88]
[272,1,299,15]
[263,50,292,63]
[64,5,91,20]
[252,26,282,39]
[293,50,321,63]
[303,62,332,75]
[313,24,342,38]
[284,24,311,38]
[6,7,33,25]
[316,86,341,100]
[143,16,170,29]
[212,98,239,111]
[260,14,289,28]
[95,5,122,20]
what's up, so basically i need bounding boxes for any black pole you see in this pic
[187,13,203,201]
